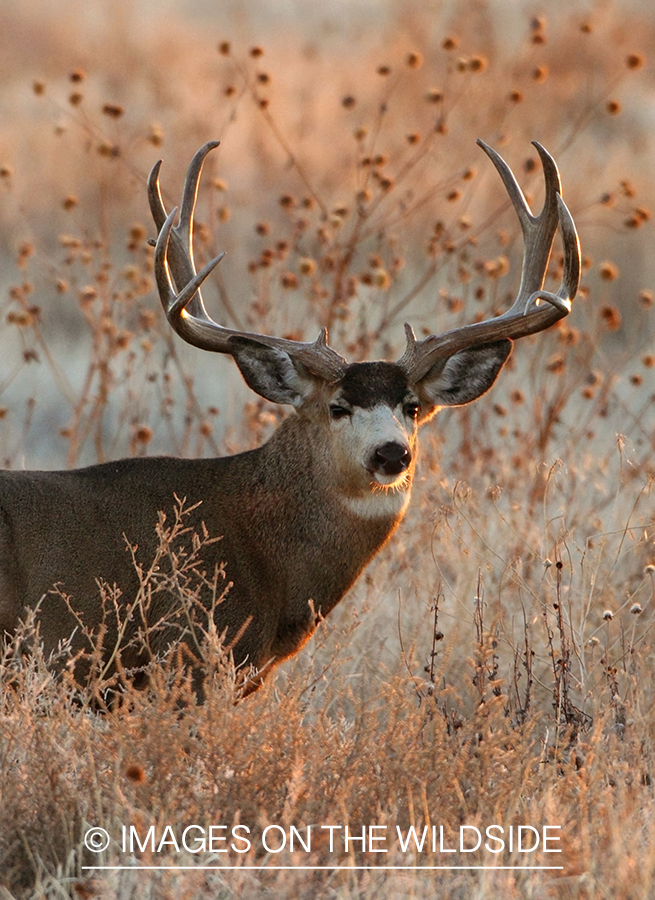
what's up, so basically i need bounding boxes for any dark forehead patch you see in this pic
[338,362,411,409]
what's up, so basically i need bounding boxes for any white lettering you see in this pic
[460,826,481,853]
[262,825,286,853]
[485,825,504,853]
[182,825,205,853]
[396,825,428,852]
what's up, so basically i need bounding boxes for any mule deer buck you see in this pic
[0,140,579,696]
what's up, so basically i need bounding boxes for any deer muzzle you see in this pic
[371,441,412,478]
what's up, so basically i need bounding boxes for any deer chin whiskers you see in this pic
[370,468,412,491]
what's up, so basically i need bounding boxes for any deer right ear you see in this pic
[229,338,318,408]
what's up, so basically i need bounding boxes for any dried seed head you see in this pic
[298,257,317,276]
[377,64,391,75]
[442,36,459,50]
[406,51,423,69]
[342,95,356,109]
[250,46,264,57]
[125,764,146,783]
[32,80,46,96]
[70,69,86,83]
[631,603,643,615]
[546,354,565,374]
[469,56,488,73]
[147,124,164,146]
[599,261,619,281]
[600,305,622,330]
[606,99,621,115]
[218,41,231,55]
[639,289,654,307]
[79,286,97,304]
[372,268,391,289]
[602,609,614,620]
[134,425,153,444]
[532,65,549,83]
[281,272,298,289]
[103,103,124,118]
[626,53,644,69]
[97,141,119,158]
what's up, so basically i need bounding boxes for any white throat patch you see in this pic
[341,485,412,520]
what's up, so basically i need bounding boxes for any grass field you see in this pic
[1,1,654,897]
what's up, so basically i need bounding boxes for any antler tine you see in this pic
[149,142,347,382]
[153,205,226,327]
[398,141,580,382]
[148,142,220,322]
[478,139,561,310]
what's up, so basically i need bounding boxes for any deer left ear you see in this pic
[417,339,512,408]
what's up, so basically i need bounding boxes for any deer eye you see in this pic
[330,404,352,420]
[404,403,420,420]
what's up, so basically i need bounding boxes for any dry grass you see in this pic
[1,1,654,897]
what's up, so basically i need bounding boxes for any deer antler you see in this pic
[148,141,346,382]
[397,140,581,382]
[149,141,579,386]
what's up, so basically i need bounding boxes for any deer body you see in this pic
[0,141,580,695]
[0,364,421,688]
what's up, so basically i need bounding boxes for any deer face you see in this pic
[230,341,513,514]
[325,362,419,492]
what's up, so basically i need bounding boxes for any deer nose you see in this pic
[373,441,412,476]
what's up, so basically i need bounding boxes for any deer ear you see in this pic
[417,339,512,407]
[229,338,318,407]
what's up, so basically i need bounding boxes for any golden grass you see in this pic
[1,1,654,897]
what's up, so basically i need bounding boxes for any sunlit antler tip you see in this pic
[316,327,329,347]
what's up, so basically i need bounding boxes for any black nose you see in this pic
[373,441,411,476]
